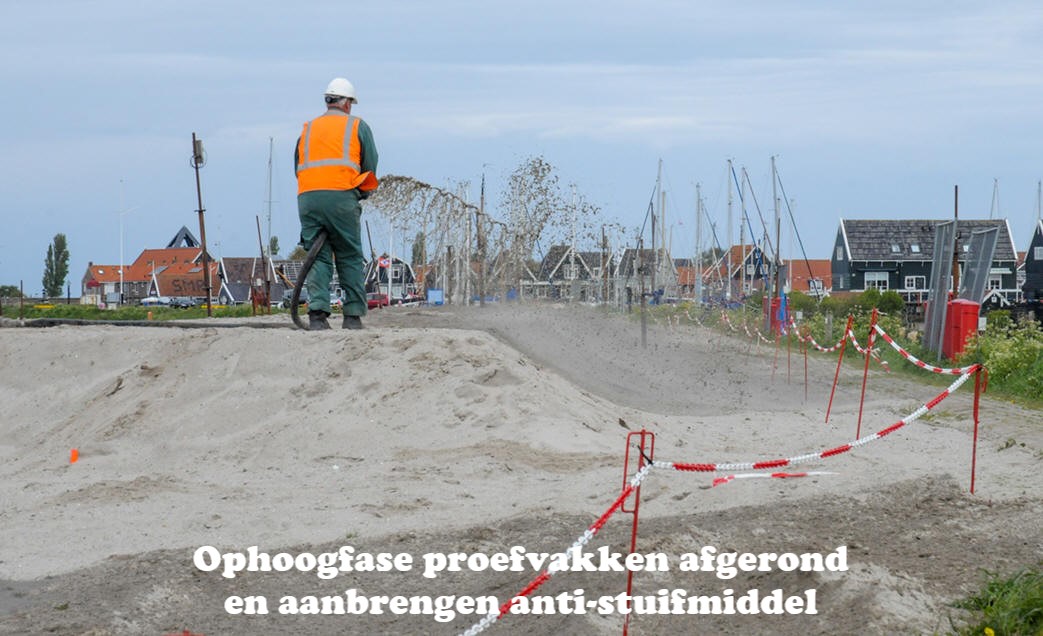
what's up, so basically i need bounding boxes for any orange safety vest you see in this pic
[296,111,379,194]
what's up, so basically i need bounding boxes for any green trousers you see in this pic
[297,190,367,317]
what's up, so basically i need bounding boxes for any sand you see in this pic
[0,303,1039,635]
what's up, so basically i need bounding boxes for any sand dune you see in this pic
[1,304,1039,635]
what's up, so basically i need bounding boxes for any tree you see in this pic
[410,231,426,266]
[42,233,69,298]
[268,236,280,258]
[288,245,308,260]
[0,285,21,298]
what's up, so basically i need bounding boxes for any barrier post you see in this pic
[772,331,780,381]
[802,327,809,403]
[621,430,654,636]
[825,315,854,423]
[787,325,792,384]
[971,366,984,494]
[855,309,879,438]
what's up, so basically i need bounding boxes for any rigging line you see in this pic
[736,165,768,281]
[637,182,658,241]
[739,167,769,278]
[731,162,760,250]
[774,167,815,283]
[741,166,776,259]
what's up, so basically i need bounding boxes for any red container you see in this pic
[942,299,980,361]
[762,296,783,334]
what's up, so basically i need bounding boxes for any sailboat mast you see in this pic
[695,182,702,303]
[769,156,781,331]
[726,159,733,302]
[990,178,999,220]
[652,159,661,296]
[266,137,273,257]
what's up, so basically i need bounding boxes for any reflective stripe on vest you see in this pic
[296,112,376,194]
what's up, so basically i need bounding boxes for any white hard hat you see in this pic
[325,77,357,103]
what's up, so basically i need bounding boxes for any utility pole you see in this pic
[191,133,213,316]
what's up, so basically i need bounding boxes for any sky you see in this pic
[2,0,1042,294]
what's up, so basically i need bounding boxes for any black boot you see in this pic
[342,315,363,330]
[308,310,331,330]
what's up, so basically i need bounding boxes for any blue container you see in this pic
[426,288,444,305]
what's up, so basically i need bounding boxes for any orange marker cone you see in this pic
[70,448,79,464]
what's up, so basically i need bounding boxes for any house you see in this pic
[615,247,678,303]
[80,227,218,305]
[526,244,614,301]
[1022,220,1043,304]
[216,256,289,306]
[830,219,1021,309]
[363,254,419,300]
[788,258,833,298]
[81,246,205,305]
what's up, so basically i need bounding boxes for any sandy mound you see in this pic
[0,304,1039,635]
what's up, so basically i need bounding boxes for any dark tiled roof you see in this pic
[536,245,608,280]
[840,219,1017,262]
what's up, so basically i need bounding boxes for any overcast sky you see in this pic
[2,0,1041,294]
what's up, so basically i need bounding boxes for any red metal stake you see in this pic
[970,366,984,494]
[621,430,654,636]
[825,315,854,424]
[772,331,780,381]
[855,308,879,438]
[787,324,792,385]
[802,327,809,403]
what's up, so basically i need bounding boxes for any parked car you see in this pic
[367,292,389,309]
[140,296,173,307]
[279,288,309,309]
[170,296,197,308]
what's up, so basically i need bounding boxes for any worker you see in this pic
[294,77,379,330]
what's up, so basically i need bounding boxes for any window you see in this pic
[905,275,926,290]
[988,276,1002,290]
[910,244,921,254]
[1035,246,1043,260]
[835,246,844,260]
[864,271,889,290]
[890,244,901,254]
[562,264,577,279]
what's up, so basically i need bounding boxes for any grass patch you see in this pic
[950,565,1043,635]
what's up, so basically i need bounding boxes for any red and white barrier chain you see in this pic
[788,318,846,353]
[873,324,978,375]
[458,465,654,636]
[653,365,977,474]
[846,328,890,372]
[712,470,836,487]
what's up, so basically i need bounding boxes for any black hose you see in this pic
[290,229,328,330]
